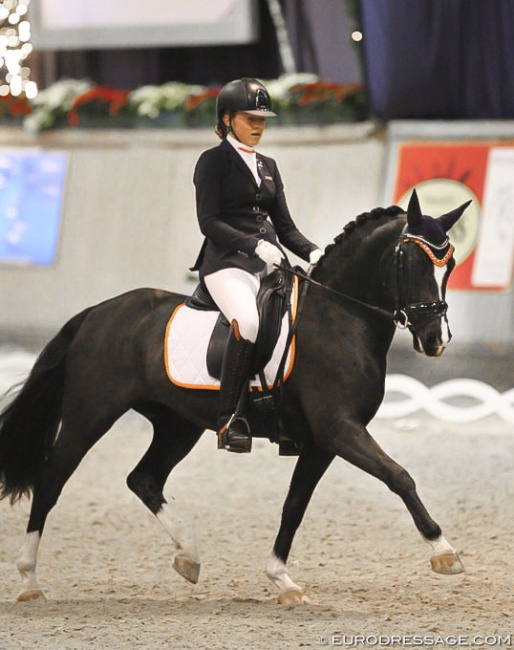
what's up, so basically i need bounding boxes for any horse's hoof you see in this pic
[173,555,201,584]
[17,589,46,603]
[430,551,465,575]
[277,588,311,605]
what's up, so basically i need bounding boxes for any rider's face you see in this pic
[225,112,266,148]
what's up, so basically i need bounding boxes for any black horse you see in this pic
[0,191,469,604]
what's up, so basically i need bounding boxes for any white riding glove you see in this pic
[255,239,284,268]
[309,249,323,265]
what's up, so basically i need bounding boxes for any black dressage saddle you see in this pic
[185,268,293,380]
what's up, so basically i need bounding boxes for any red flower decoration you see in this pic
[0,93,33,117]
[67,86,130,126]
[184,87,219,112]
[290,81,363,107]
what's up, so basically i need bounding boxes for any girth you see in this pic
[185,269,293,380]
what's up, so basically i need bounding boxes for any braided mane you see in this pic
[317,205,404,271]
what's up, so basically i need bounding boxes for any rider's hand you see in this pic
[255,240,284,267]
[307,248,323,275]
[309,249,323,265]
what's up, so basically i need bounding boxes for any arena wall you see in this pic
[0,123,512,348]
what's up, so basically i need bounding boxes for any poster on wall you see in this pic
[390,142,514,292]
[0,149,67,266]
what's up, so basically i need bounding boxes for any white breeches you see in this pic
[204,267,261,342]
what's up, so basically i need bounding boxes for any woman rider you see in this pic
[191,77,322,453]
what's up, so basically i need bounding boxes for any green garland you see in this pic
[0,74,368,133]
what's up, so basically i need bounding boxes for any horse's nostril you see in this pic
[425,335,445,357]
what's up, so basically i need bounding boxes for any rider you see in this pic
[191,77,323,453]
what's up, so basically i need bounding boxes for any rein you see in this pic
[269,234,452,397]
[278,264,396,322]
[278,234,454,332]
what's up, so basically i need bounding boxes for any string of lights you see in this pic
[0,0,37,99]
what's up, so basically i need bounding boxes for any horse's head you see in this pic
[395,189,470,357]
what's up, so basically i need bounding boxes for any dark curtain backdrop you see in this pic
[282,0,361,83]
[360,0,514,119]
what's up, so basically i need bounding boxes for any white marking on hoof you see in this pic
[277,588,311,605]
[17,532,43,601]
[266,552,303,597]
[17,589,46,603]
[156,503,200,564]
[173,555,201,584]
[430,552,465,575]
[424,534,465,575]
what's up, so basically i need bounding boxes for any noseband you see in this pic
[392,236,455,331]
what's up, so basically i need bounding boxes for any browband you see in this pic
[403,237,454,267]
[402,232,449,250]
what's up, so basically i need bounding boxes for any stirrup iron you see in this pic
[217,414,252,453]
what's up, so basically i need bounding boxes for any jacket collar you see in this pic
[219,138,261,189]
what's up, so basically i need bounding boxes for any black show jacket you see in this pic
[191,139,317,278]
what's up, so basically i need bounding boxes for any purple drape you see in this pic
[360,0,514,119]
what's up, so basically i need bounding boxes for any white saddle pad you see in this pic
[164,278,298,390]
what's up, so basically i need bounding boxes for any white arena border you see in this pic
[377,374,514,424]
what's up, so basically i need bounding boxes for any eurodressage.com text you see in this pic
[316,634,512,647]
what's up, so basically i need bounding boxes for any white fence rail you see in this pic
[378,374,514,424]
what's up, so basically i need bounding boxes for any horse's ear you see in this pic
[406,189,423,228]
[438,200,472,232]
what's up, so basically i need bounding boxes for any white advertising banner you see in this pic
[472,147,514,289]
[41,0,240,29]
[31,0,257,48]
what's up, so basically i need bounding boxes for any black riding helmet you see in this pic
[216,77,277,120]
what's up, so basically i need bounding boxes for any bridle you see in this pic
[270,235,455,393]
[279,233,455,335]
[391,236,455,331]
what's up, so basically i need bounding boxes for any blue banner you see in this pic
[0,150,67,266]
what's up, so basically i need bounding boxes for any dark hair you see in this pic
[214,109,235,140]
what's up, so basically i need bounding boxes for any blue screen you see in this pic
[0,150,67,266]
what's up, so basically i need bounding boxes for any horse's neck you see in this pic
[316,219,401,308]
[301,218,402,363]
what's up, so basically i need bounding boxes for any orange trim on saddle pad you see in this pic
[164,276,299,391]
[164,303,220,391]
[232,319,241,340]
[404,238,455,267]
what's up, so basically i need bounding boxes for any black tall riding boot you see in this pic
[217,324,255,453]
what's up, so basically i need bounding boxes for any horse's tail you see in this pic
[0,307,94,504]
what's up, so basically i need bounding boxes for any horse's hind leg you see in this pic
[127,406,203,584]
[325,419,464,575]
[17,415,117,601]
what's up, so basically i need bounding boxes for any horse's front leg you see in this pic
[266,447,334,604]
[322,417,464,576]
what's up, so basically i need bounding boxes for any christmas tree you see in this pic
[0,0,37,99]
